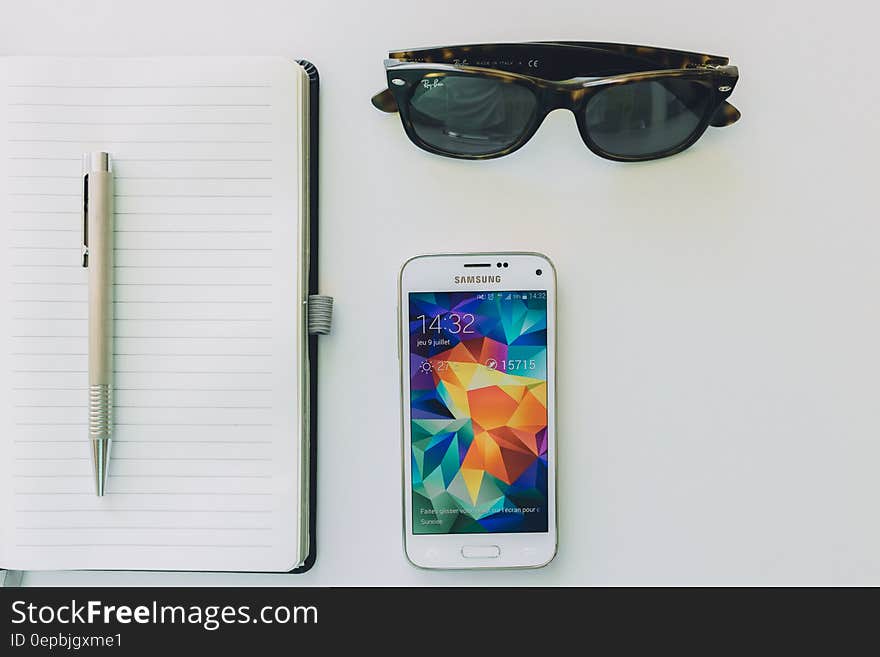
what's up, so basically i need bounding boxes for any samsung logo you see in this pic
[454,275,501,284]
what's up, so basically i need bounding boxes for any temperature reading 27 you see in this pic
[416,313,475,335]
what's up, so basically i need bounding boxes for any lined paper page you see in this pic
[0,57,305,572]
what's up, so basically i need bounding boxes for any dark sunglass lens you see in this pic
[408,75,537,156]
[584,79,711,158]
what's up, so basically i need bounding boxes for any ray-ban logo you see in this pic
[454,275,501,284]
[422,79,444,90]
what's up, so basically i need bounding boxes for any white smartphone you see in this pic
[399,253,557,569]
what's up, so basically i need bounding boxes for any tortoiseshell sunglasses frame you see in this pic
[372,41,740,162]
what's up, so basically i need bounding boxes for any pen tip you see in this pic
[91,439,112,497]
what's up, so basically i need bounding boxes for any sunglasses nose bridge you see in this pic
[545,85,586,112]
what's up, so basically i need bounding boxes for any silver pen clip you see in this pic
[82,152,110,267]
[82,152,110,268]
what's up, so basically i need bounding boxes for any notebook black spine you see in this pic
[290,59,319,574]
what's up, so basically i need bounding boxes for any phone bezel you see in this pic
[398,252,558,569]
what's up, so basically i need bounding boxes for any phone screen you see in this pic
[408,290,549,534]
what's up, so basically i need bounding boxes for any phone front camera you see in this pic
[536,269,543,276]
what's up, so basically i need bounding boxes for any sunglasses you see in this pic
[372,41,740,162]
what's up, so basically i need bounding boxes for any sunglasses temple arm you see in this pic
[710,101,741,127]
[371,88,399,112]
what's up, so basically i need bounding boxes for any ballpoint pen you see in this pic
[82,152,114,496]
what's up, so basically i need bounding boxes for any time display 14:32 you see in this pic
[415,313,475,335]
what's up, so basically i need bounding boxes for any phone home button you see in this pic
[461,545,501,559]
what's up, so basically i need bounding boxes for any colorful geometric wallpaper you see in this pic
[409,291,548,534]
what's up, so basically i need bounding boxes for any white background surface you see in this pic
[3,0,879,586]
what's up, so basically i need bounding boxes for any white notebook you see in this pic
[0,57,316,573]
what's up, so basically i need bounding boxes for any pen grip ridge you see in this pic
[88,384,112,439]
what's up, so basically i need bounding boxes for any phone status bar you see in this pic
[475,291,546,301]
